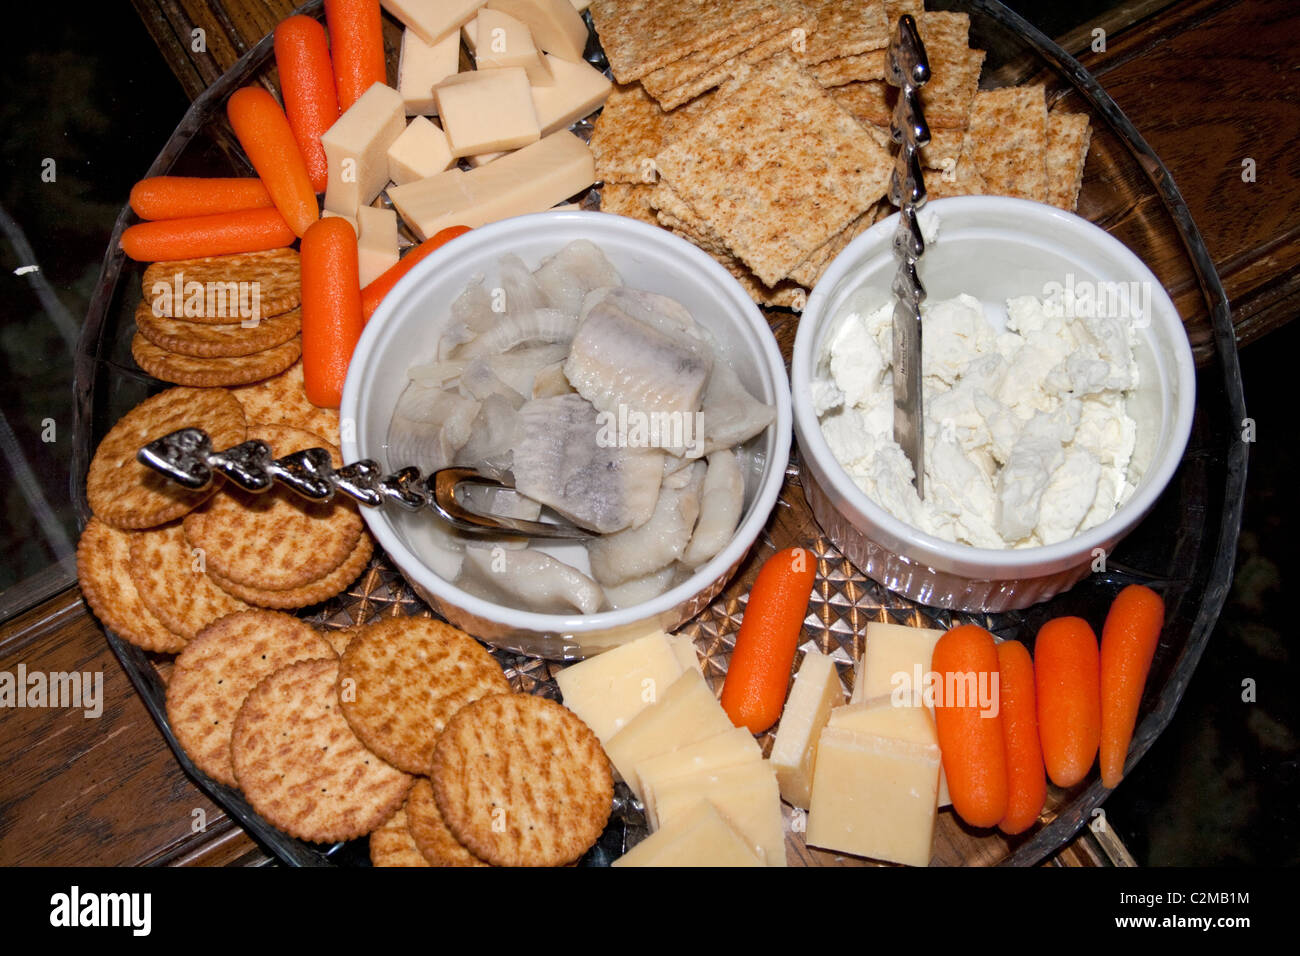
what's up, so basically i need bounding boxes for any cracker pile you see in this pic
[590,0,1093,309]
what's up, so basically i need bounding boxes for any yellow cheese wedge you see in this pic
[355,205,399,287]
[637,727,763,828]
[321,82,407,218]
[612,800,763,867]
[435,67,541,157]
[652,761,787,866]
[475,8,554,85]
[555,631,684,744]
[486,0,587,62]
[529,53,611,136]
[381,0,484,45]
[387,116,456,186]
[388,129,594,240]
[769,650,844,809]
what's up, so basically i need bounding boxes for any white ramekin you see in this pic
[792,196,1196,612]
[342,211,791,658]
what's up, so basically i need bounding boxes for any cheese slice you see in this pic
[436,67,541,157]
[769,650,844,809]
[486,0,587,62]
[321,83,407,218]
[612,800,762,867]
[355,205,400,287]
[555,631,684,744]
[388,129,594,240]
[602,669,734,799]
[652,761,787,866]
[474,8,554,85]
[388,116,456,185]
[381,0,484,45]
[529,53,611,136]
[637,727,762,828]
[397,28,460,115]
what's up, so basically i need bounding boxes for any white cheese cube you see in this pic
[769,650,844,809]
[397,28,460,115]
[474,8,554,85]
[321,82,407,217]
[554,631,684,744]
[387,116,456,185]
[435,67,540,157]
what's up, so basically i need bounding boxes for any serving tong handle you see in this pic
[137,427,594,540]
[886,14,931,499]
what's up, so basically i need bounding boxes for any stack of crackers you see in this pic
[589,0,1092,310]
[131,248,304,387]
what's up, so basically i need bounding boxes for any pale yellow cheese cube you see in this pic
[462,15,480,53]
[486,0,587,62]
[806,705,940,867]
[666,634,702,674]
[397,28,460,115]
[381,0,484,45]
[474,8,554,85]
[388,117,456,186]
[435,68,541,157]
[529,53,611,136]
[602,669,734,800]
[466,149,509,167]
[321,83,407,218]
[769,650,844,809]
[637,727,762,828]
[554,631,684,744]
[612,800,762,867]
[354,206,399,287]
[652,761,787,867]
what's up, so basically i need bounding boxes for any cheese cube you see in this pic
[613,800,762,867]
[486,0,587,62]
[474,8,554,85]
[652,761,787,866]
[554,631,684,744]
[397,28,460,115]
[666,634,702,674]
[602,669,735,799]
[529,53,611,136]
[381,0,484,45]
[637,727,762,828]
[462,16,480,52]
[769,650,844,809]
[806,703,940,867]
[466,149,509,167]
[355,206,400,287]
[435,68,540,157]
[388,129,594,240]
[321,83,407,217]
[388,117,456,185]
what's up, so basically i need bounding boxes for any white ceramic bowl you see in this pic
[792,197,1196,612]
[342,211,791,659]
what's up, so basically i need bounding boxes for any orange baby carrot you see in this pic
[274,15,340,194]
[1034,616,1101,789]
[226,86,319,238]
[360,225,473,322]
[1100,584,1165,788]
[932,625,1007,828]
[324,0,386,111]
[120,208,295,261]
[719,547,817,734]
[995,639,1046,835]
[300,217,364,408]
[129,176,273,220]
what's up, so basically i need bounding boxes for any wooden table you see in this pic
[2,0,1292,866]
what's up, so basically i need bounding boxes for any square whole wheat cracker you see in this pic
[598,183,660,227]
[589,0,784,83]
[590,83,673,184]
[795,0,889,67]
[1046,111,1092,210]
[916,13,984,128]
[788,206,878,288]
[830,80,892,126]
[654,29,795,111]
[883,0,925,20]
[809,49,887,87]
[962,84,1049,201]
[654,53,892,285]
[640,10,797,100]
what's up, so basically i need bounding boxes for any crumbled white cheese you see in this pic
[814,292,1139,549]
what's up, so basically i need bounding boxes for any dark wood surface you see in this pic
[5,0,1291,867]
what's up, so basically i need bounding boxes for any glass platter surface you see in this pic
[71,0,1247,867]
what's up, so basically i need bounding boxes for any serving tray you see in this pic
[71,0,1247,867]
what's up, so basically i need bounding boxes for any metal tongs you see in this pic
[886,15,931,499]
[136,428,594,540]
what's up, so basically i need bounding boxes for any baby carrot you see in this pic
[995,639,1046,835]
[1100,584,1165,788]
[360,225,472,322]
[1034,616,1101,788]
[931,624,1007,828]
[719,547,817,734]
[129,176,273,220]
[120,208,295,261]
[226,86,319,238]
[324,0,386,111]
[300,217,364,408]
[274,15,340,194]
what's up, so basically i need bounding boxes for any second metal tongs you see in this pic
[136,427,594,540]
[885,14,931,499]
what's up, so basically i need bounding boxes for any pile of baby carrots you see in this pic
[118,2,471,408]
[933,583,1166,834]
